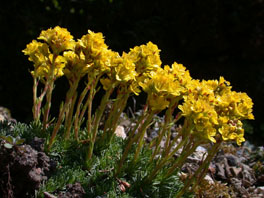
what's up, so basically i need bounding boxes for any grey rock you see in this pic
[28,168,42,187]
[257,174,264,183]
[38,152,50,173]
[188,146,208,162]
[149,131,159,139]
[204,174,214,184]
[114,125,127,139]
[171,132,178,139]
[160,140,166,148]
[216,163,226,180]
[14,144,38,171]
[241,164,252,172]
[230,178,248,195]
[224,158,232,178]
[242,169,256,188]
[230,167,242,177]
[254,186,264,195]
[196,146,207,153]
[225,153,239,166]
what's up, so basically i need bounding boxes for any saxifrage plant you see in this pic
[22,26,254,196]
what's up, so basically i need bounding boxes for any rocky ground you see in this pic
[0,107,263,198]
[118,112,264,198]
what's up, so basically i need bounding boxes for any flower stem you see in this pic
[175,140,222,198]
[85,87,114,166]
[115,107,151,177]
[132,111,155,164]
[86,82,94,135]
[42,80,54,130]
[74,80,92,140]
[101,89,130,144]
[143,121,191,184]
[150,100,176,163]
[190,140,222,192]
[42,54,57,130]
[48,80,79,150]
[165,140,200,178]
[32,77,38,121]
[65,91,77,139]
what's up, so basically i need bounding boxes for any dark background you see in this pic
[0,0,263,144]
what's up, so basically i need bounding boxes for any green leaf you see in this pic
[0,135,7,141]
[4,143,13,149]
[0,135,14,144]
[15,139,25,145]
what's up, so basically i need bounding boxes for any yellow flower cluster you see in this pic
[100,42,163,95]
[23,27,112,81]
[179,77,254,145]
[137,59,192,111]
[38,26,75,55]
[23,26,254,146]
[76,30,113,73]
[100,52,137,91]
[128,42,162,75]
[22,39,66,79]
[63,51,87,81]
[23,26,75,80]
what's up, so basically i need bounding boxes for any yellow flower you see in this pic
[215,91,254,120]
[218,120,245,145]
[140,68,183,97]
[38,26,75,54]
[99,51,138,93]
[235,92,254,120]
[128,81,141,95]
[50,54,66,77]
[32,54,66,79]
[128,42,162,76]
[169,62,192,86]
[139,73,170,111]
[77,30,116,76]
[22,40,49,56]
[22,40,50,67]
[179,96,218,142]
[210,76,232,96]
[78,30,108,61]
[23,40,66,79]
[97,50,118,73]
[217,115,229,125]
[139,67,187,111]
[63,51,88,80]
[114,53,137,82]
[185,79,215,104]
[148,94,169,111]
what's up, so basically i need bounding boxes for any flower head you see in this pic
[219,120,245,145]
[23,39,66,79]
[114,53,137,82]
[139,67,184,111]
[63,51,88,81]
[77,30,108,62]
[215,91,254,121]
[38,26,75,54]
[100,52,137,94]
[31,54,66,79]
[22,40,50,68]
[128,42,162,76]
[179,93,219,142]
[169,62,192,86]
